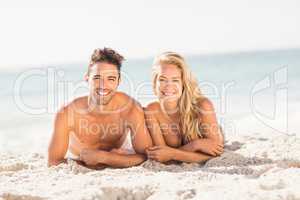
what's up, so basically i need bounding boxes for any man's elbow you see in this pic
[48,160,57,167]
[47,158,58,167]
[47,157,66,167]
[47,151,65,167]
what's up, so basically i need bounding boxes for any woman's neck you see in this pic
[160,100,179,117]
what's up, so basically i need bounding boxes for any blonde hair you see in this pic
[152,52,205,143]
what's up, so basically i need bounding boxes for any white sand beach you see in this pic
[1,132,299,200]
[1,0,300,199]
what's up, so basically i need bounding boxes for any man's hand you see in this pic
[194,139,224,156]
[79,149,108,166]
[146,146,175,163]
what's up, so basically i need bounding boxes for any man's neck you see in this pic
[87,97,113,116]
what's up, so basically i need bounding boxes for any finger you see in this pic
[214,151,221,156]
[208,151,217,156]
[216,146,224,152]
[146,149,154,157]
[148,146,161,151]
[146,151,156,156]
[148,154,155,159]
[214,149,223,156]
[150,152,158,157]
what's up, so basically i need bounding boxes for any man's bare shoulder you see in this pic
[114,92,144,117]
[145,101,160,111]
[114,91,134,104]
[56,96,88,115]
[143,101,162,118]
[114,91,137,108]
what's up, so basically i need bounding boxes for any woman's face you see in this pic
[155,63,183,103]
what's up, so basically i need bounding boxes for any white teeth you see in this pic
[162,92,175,96]
[97,90,110,96]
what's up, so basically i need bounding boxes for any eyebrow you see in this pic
[93,75,117,79]
[159,75,181,79]
[107,76,117,79]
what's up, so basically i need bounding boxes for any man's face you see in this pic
[87,62,120,106]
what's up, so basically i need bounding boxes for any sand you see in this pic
[1,133,300,200]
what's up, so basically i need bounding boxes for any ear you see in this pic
[84,72,89,82]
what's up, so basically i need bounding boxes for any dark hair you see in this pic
[89,47,125,73]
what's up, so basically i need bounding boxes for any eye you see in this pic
[108,78,116,81]
[159,78,166,82]
[172,79,180,82]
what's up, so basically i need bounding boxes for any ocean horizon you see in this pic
[0,48,299,152]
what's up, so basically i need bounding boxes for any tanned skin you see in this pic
[145,63,224,164]
[48,62,153,169]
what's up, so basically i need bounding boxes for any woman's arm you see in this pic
[144,102,215,163]
[198,98,224,143]
[172,148,212,163]
[180,138,223,156]
[147,145,212,163]
[180,98,224,156]
[144,104,166,146]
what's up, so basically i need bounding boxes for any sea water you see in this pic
[0,49,299,153]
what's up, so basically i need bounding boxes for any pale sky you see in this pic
[0,0,299,68]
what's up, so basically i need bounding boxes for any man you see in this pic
[48,48,153,168]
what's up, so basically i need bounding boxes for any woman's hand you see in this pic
[146,145,175,163]
[193,139,224,156]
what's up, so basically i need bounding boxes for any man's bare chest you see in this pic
[72,113,127,144]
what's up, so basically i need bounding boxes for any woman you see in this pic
[145,52,224,163]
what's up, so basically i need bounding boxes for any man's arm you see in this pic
[79,99,152,168]
[79,149,146,168]
[48,106,71,166]
[126,102,153,154]
[102,153,146,168]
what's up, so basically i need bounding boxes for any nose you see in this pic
[165,80,176,88]
[98,78,109,88]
